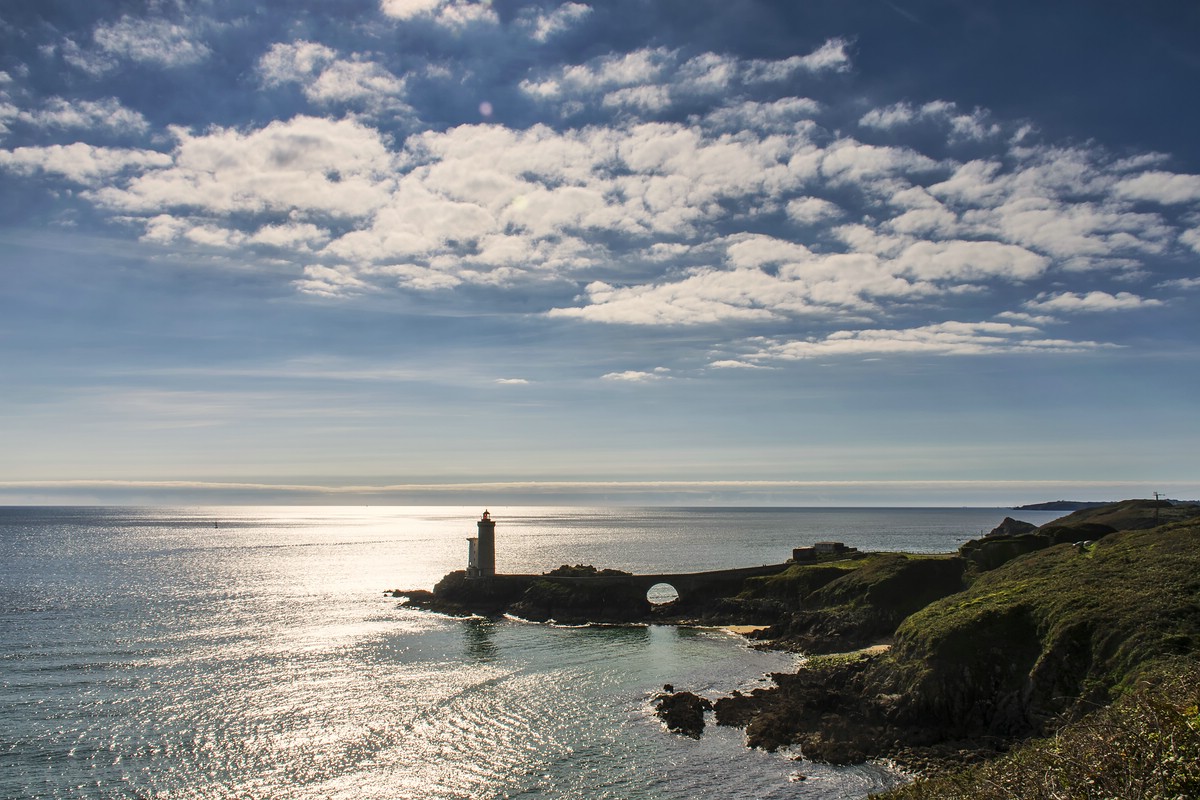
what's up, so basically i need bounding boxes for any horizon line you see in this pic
[0,478,1191,493]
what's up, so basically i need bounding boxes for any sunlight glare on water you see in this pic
[0,505,1061,798]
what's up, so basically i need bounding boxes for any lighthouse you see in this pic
[466,510,496,578]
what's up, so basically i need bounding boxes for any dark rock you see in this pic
[655,691,713,737]
[713,687,772,728]
[958,533,1049,571]
[987,517,1037,537]
[390,588,427,599]
[507,577,651,623]
[544,563,633,577]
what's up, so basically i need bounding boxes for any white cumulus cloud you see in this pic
[522,3,592,42]
[87,116,396,219]
[1115,171,1200,204]
[259,42,408,112]
[0,143,171,183]
[92,16,211,68]
[731,321,1113,362]
[17,97,149,135]
[601,369,669,382]
[380,0,443,18]
[860,100,998,140]
[379,0,498,27]
[1024,291,1164,313]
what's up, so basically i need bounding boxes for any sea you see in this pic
[0,505,1068,800]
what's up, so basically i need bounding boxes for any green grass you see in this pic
[874,518,1200,734]
[1050,499,1200,532]
[739,553,964,613]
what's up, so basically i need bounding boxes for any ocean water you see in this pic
[0,505,1066,799]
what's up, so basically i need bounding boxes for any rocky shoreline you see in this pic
[392,499,1200,790]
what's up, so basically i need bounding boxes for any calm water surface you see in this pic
[0,506,1064,799]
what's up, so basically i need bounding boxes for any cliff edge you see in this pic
[713,504,1200,789]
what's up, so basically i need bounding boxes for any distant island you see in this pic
[392,499,1200,797]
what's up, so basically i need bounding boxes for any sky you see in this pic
[1,0,1198,506]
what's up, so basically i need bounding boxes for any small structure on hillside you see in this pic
[466,510,496,578]
[792,541,858,562]
[792,546,817,562]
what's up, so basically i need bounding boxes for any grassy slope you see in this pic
[738,553,967,653]
[872,516,1200,740]
[1044,498,1200,531]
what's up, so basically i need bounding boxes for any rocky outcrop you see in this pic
[392,571,534,616]
[987,516,1037,537]
[394,570,653,623]
[544,564,632,577]
[655,690,713,737]
[958,532,1049,571]
[506,577,651,622]
[714,655,876,759]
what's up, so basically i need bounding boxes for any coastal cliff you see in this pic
[712,501,1200,794]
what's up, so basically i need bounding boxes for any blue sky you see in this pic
[2,0,1198,505]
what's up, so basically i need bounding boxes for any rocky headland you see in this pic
[392,499,1200,795]
[714,499,1200,795]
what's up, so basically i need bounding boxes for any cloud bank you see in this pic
[0,3,1196,381]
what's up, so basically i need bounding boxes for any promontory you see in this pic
[392,499,1200,797]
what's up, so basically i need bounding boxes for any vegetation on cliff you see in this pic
[1045,497,1200,530]
[715,504,1200,796]
[957,498,1200,572]
[876,517,1200,738]
[873,659,1200,800]
[737,554,968,654]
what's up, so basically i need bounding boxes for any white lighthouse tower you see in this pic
[466,510,496,578]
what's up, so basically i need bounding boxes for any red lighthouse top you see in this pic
[481,510,491,521]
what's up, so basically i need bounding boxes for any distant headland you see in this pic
[1011,499,1113,511]
[1014,498,1198,511]
[390,500,1200,795]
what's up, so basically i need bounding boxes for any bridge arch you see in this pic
[646,582,680,605]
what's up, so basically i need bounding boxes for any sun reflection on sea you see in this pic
[0,506,928,798]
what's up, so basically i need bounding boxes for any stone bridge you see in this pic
[538,563,790,605]
[422,562,794,623]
